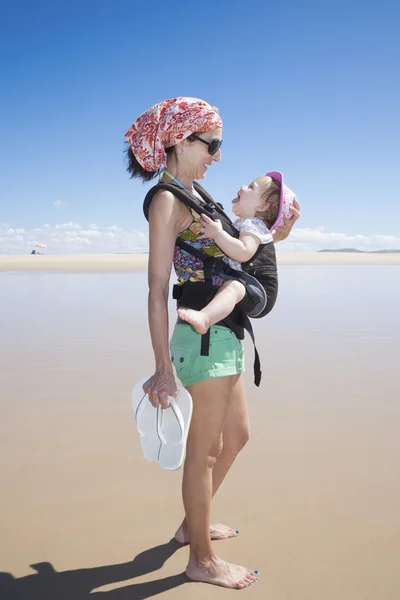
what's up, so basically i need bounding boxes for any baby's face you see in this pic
[231,176,271,218]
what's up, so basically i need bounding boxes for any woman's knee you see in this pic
[185,435,224,468]
[224,424,250,455]
[235,424,250,451]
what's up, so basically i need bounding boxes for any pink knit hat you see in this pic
[266,171,297,231]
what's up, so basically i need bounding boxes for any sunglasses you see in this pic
[190,133,223,156]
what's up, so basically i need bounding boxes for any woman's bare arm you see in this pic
[143,190,183,408]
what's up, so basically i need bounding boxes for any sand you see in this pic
[0,253,149,272]
[1,268,399,599]
[1,251,400,272]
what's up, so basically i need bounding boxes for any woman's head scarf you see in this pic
[125,97,222,172]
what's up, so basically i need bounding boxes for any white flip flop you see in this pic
[157,385,193,471]
[131,376,161,462]
[131,377,193,469]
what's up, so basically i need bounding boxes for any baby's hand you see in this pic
[198,214,223,240]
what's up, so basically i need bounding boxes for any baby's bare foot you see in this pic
[175,522,239,544]
[186,555,258,589]
[177,308,210,334]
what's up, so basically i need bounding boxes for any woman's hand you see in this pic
[142,369,178,409]
[198,214,223,240]
[272,198,301,243]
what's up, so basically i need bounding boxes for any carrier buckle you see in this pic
[172,284,182,300]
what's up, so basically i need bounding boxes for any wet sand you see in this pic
[0,269,399,599]
[1,251,400,273]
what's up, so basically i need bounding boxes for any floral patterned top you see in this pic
[173,207,230,287]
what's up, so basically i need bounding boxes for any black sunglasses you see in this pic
[190,133,223,156]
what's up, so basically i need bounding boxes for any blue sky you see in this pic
[1,0,399,253]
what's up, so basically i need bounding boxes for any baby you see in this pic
[178,173,295,333]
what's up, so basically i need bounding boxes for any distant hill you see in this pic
[318,248,400,254]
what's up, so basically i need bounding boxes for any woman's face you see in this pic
[178,127,222,180]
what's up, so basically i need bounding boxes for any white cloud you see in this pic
[279,227,400,252]
[55,222,81,231]
[0,222,149,254]
[53,200,69,209]
[65,236,91,245]
[1,222,399,255]
[80,229,102,237]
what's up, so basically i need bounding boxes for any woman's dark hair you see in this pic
[124,134,201,182]
[124,143,171,182]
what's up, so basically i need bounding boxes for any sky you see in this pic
[1,0,399,254]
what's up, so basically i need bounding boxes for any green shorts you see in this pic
[169,323,245,387]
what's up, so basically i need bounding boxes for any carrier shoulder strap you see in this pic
[143,182,214,221]
[144,182,238,237]
[193,182,234,224]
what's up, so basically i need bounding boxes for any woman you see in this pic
[125,97,300,589]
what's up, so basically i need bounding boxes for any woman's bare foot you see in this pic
[175,521,239,544]
[177,308,211,334]
[186,555,258,589]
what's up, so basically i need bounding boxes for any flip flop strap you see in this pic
[135,394,185,445]
[157,398,185,445]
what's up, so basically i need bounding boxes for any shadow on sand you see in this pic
[0,539,189,599]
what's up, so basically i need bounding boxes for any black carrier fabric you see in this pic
[143,181,245,343]
[143,180,277,386]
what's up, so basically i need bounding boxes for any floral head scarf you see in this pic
[124,97,222,172]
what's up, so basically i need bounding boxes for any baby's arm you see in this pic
[199,215,260,262]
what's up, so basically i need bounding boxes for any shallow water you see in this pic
[1,266,399,600]
[2,265,398,394]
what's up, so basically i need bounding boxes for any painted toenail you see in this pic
[254,570,259,574]
[235,529,240,534]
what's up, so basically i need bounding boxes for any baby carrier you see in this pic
[143,181,279,386]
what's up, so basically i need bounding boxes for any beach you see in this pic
[1,265,400,599]
[1,251,400,272]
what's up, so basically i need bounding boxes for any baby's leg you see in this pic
[178,280,246,335]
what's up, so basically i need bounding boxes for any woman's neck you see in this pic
[161,167,194,192]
